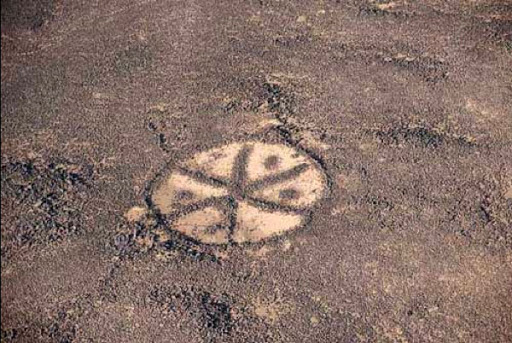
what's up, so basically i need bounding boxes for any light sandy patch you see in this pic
[296,15,307,23]
[233,201,303,243]
[183,143,242,180]
[504,182,512,200]
[135,235,155,250]
[149,102,169,113]
[154,228,171,242]
[282,240,292,251]
[257,118,282,129]
[173,207,229,244]
[124,206,147,222]
[213,250,230,260]
[251,166,325,208]
[359,140,378,154]
[248,14,262,23]
[252,297,291,323]
[247,246,272,258]
[152,172,228,214]
[465,98,508,122]
[375,2,396,11]
[246,142,309,181]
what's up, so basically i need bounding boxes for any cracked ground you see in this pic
[1,0,512,342]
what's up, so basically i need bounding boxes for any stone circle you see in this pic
[150,141,328,244]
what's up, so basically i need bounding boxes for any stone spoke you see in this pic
[243,195,309,214]
[226,197,239,242]
[161,196,231,220]
[176,166,229,188]
[231,145,253,192]
[244,163,309,193]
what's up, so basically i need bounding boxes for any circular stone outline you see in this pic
[145,139,331,245]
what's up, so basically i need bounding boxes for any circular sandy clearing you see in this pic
[149,141,328,244]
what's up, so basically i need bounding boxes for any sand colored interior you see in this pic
[172,207,229,244]
[183,143,243,180]
[251,166,325,208]
[232,201,303,243]
[246,142,309,181]
[152,172,228,214]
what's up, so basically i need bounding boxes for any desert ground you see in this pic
[1,0,512,342]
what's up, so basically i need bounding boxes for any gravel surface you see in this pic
[2,1,511,342]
